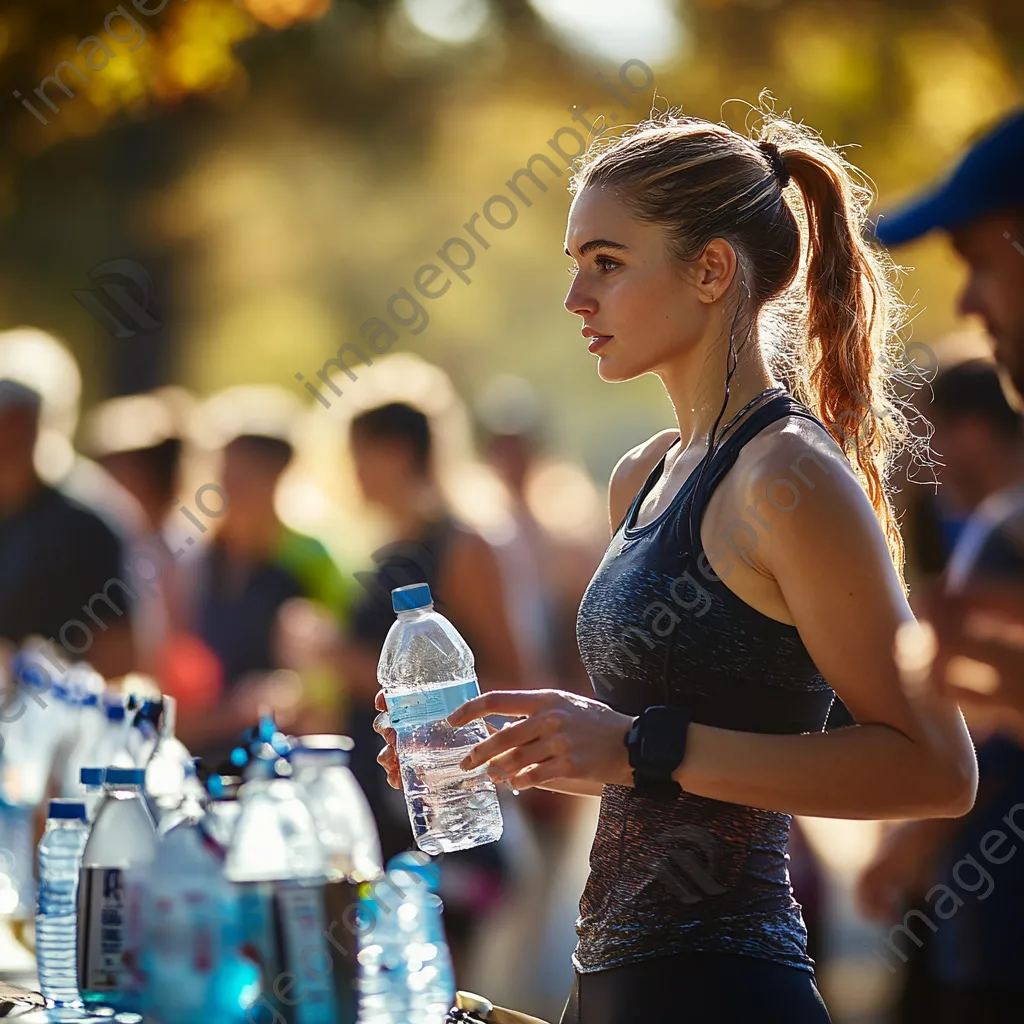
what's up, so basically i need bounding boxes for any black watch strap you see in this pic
[624,706,691,801]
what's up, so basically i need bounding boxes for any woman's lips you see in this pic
[587,335,613,353]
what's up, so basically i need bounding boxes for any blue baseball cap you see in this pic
[875,107,1024,247]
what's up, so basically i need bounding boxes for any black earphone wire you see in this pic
[658,281,767,707]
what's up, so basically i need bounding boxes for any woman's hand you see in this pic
[448,689,635,791]
[373,690,401,788]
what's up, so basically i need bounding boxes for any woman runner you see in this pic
[376,109,978,1023]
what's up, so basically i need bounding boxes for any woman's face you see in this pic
[563,186,712,383]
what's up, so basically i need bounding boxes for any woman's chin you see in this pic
[596,355,640,384]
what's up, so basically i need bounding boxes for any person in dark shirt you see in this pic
[857,360,1024,1022]
[0,379,134,680]
[869,107,1024,1022]
[177,431,352,768]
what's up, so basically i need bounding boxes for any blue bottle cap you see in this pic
[47,799,87,821]
[105,704,126,722]
[105,767,145,786]
[15,658,50,691]
[391,582,432,612]
[80,767,105,786]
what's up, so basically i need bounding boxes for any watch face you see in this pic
[638,708,688,776]
[641,720,676,766]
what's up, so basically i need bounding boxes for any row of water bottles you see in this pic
[0,641,195,922]
[22,578,504,1022]
[37,727,460,1022]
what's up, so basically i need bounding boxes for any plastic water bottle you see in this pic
[36,799,89,1008]
[378,583,502,855]
[291,735,382,883]
[156,761,206,837]
[145,697,202,825]
[77,766,158,1011]
[88,697,135,772]
[59,667,106,799]
[128,819,259,1024]
[202,774,242,853]
[79,767,106,821]
[391,852,455,1022]
[358,853,455,1024]
[226,745,341,1024]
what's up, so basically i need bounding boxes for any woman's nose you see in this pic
[564,276,595,317]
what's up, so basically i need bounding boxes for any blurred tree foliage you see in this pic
[0,0,1020,475]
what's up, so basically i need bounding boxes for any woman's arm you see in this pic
[672,422,977,819]
[450,424,978,821]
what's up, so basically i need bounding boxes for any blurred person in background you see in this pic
[176,429,353,768]
[857,359,1024,1024]
[475,375,605,1015]
[0,378,135,679]
[867,106,1024,1023]
[82,391,187,679]
[341,400,529,983]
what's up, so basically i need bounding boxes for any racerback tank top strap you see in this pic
[684,392,828,554]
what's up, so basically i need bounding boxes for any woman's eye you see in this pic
[595,256,619,272]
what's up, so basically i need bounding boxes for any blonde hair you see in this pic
[570,103,915,582]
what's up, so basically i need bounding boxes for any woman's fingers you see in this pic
[375,689,387,712]
[377,744,401,788]
[486,737,557,784]
[459,714,547,771]
[448,689,557,728]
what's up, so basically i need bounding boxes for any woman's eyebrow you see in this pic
[564,238,630,258]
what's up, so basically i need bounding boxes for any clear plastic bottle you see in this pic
[390,851,455,1024]
[58,664,106,798]
[357,853,454,1024]
[79,767,106,821]
[144,697,202,824]
[202,775,242,853]
[88,697,135,772]
[128,819,259,1024]
[226,746,341,1024]
[77,766,158,1011]
[0,645,57,920]
[378,583,502,855]
[156,761,206,837]
[291,735,382,883]
[36,799,89,1009]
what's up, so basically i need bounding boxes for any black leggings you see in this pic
[560,952,831,1024]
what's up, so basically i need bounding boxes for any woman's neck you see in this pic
[660,320,776,449]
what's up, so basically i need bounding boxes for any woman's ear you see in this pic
[694,238,738,304]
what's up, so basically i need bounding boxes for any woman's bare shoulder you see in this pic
[607,428,679,533]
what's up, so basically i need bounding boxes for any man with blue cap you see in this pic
[862,106,1024,1024]
[876,107,1024,396]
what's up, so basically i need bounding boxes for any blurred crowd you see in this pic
[0,334,607,1016]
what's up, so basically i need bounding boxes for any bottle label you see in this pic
[78,866,126,993]
[274,882,338,1024]
[385,679,480,729]
[239,881,342,1024]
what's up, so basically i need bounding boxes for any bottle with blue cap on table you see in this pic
[79,767,106,820]
[378,582,503,855]
[226,730,342,1024]
[77,765,158,1011]
[36,798,90,1009]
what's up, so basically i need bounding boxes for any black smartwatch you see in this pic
[624,705,691,801]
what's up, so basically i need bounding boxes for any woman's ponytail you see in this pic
[770,128,909,581]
